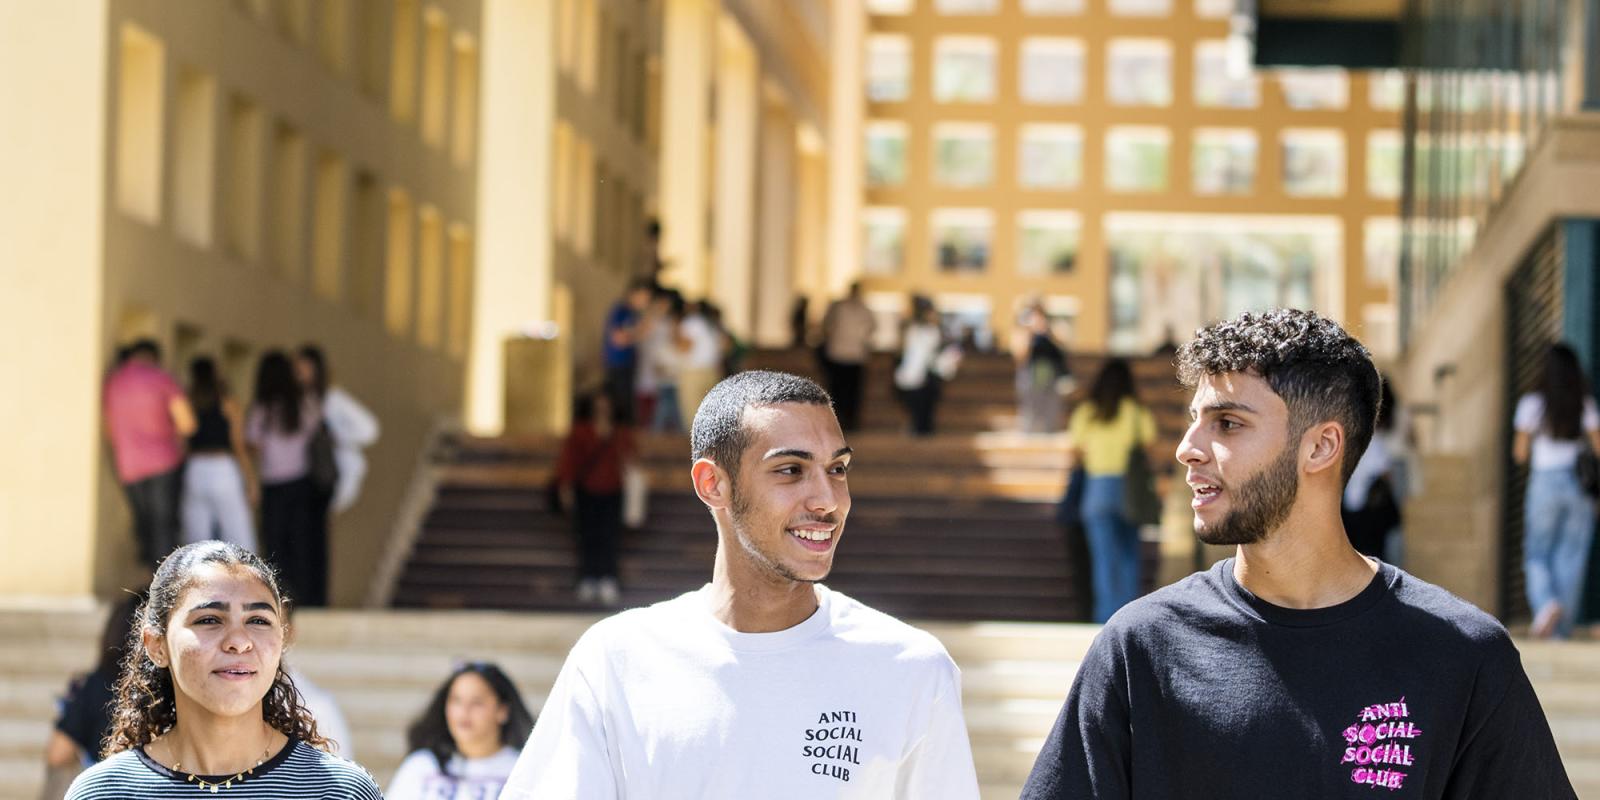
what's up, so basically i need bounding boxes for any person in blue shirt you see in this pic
[602,280,655,424]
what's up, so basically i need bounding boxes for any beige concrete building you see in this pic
[1,0,484,603]
[851,0,1403,356]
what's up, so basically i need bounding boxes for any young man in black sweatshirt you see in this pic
[1022,309,1575,799]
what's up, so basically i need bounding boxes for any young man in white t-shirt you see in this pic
[500,371,980,799]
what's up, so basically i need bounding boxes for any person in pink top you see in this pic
[102,340,196,565]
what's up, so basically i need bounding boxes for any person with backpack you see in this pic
[246,351,327,607]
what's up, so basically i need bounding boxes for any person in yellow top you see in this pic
[1068,358,1160,622]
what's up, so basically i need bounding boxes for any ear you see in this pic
[1302,420,1345,478]
[141,626,167,669]
[691,458,733,511]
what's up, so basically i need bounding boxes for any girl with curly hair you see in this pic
[65,541,381,798]
[386,662,535,800]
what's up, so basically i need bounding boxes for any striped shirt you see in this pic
[66,739,382,799]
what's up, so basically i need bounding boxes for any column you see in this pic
[659,0,713,296]
[712,14,758,336]
[753,91,797,347]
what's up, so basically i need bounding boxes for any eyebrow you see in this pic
[762,446,854,461]
[189,601,278,613]
[1189,401,1258,418]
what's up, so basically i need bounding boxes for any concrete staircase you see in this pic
[4,605,1599,799]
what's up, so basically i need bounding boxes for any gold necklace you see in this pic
[165,739,274,794]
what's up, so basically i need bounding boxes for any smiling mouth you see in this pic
[788,527,835,552]
[213,668,257,679]
[1190,482,1223,508]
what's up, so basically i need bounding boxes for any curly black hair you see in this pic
[405,662,536,770]
[1175,308,1381,483]
[105,541,328,757]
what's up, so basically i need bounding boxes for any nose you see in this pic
[806,468,843,516]
[1176,422,1208,468]
[221,622,253,654]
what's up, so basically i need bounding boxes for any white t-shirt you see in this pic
[679,315,722,370]
[1514,392,1599,471]
[894,324,943,390]
[385,746,518,800]
[501,585,980,800]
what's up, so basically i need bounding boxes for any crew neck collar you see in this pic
[693,583,834,652]
[136,737,298,784]
[1218,557,1397,628]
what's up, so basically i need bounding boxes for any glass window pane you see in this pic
[933,123,994,187]
[1193,40,1258,108]
[1192,128,1256,195]
[1107,39,1172,106]
[935,37,997,102]
[1368,70,1405,110]
[867,35,912,102]
[1281,128,1345,196]
[863,208,906,276]
[1278,69,1348,109]
[931,209,992,273]
[1366,130,1402,198]
[1018,124,1083,189]
[1362,217,1400,288]
[1020,38,1085,105]
[866,0,914,14]
[1106,126,1170,192]
[935,0,998,13]
[1195,0,1233,18]
[865,122,908,187]
[1109,0,1171,15]
[1017,211,1080,275]
[1022,0,1085,14]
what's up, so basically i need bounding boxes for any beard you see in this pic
[728,480,829,584]
[1195,441,1300,546]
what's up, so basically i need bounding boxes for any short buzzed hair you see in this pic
[1176,309,1380,483]
[690,371,834,476]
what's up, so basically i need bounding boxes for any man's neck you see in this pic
[156,702,282,776]
[709,547,820,633]
[1233,500,1378,610]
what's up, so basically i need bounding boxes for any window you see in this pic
[866,35,912,103]
[116,24,166,224]
[385,188,415,336]
[1109,0,1171,15]
[862,207,906,276]
[224,95,263,261]
[932,123,994,187]
[1193,40,1258,108]
[447,223,473,358]
[270,122,307,280]
[390,0,419,122]
[1020,38,1084,105]
[1363,217,1400,288]
[865,0,913,13]
[1022,0,1084,13]
[1017,211,1080,275]
[935,0,997,12]
[1281,128,1345,196]
[1368,70,1405,110]
[1367,130,1403,198]
[317,0,350,76]
[417,206,445,348]
[420,7,450,147]
[1195,0,1233,18]
[931,209,992,273]
[1278,69,1348,110]
[1106,126,1170,192]
[934,37,996,103]
[451,34,479,165]
[174,67,217,247]
[1018,124,1082,189]
[1192,128,1256,195]
[311,152,346,301]
[865,122,909,187]
[1107,39,1172,106]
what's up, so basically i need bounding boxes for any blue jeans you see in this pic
[1524,467,1596,638]
[1083,475,1140,623]
[652,384,683,432]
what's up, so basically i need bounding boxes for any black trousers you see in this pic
[124,467,182,564]
[261,476,329,607]
[604,365,636,424]
[574,490,623,581]
[902,376,942,435]
[826,360,865,432]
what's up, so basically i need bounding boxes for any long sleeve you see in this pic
[499,635,618,799]
[1021,630,1133,799]
[325,387,380,448]
[895,665,980,799]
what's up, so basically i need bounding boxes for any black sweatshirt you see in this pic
[1022,559,1575,799]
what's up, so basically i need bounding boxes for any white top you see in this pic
[894,324,944,390]
[385,746,518,800]
[322,386,380,512]
[290,668,354,759]
[635,319,681,391]
[823,299,876,364]
[1514,392,1599,471]
[679,315,722,370]
[501,585,980,800]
